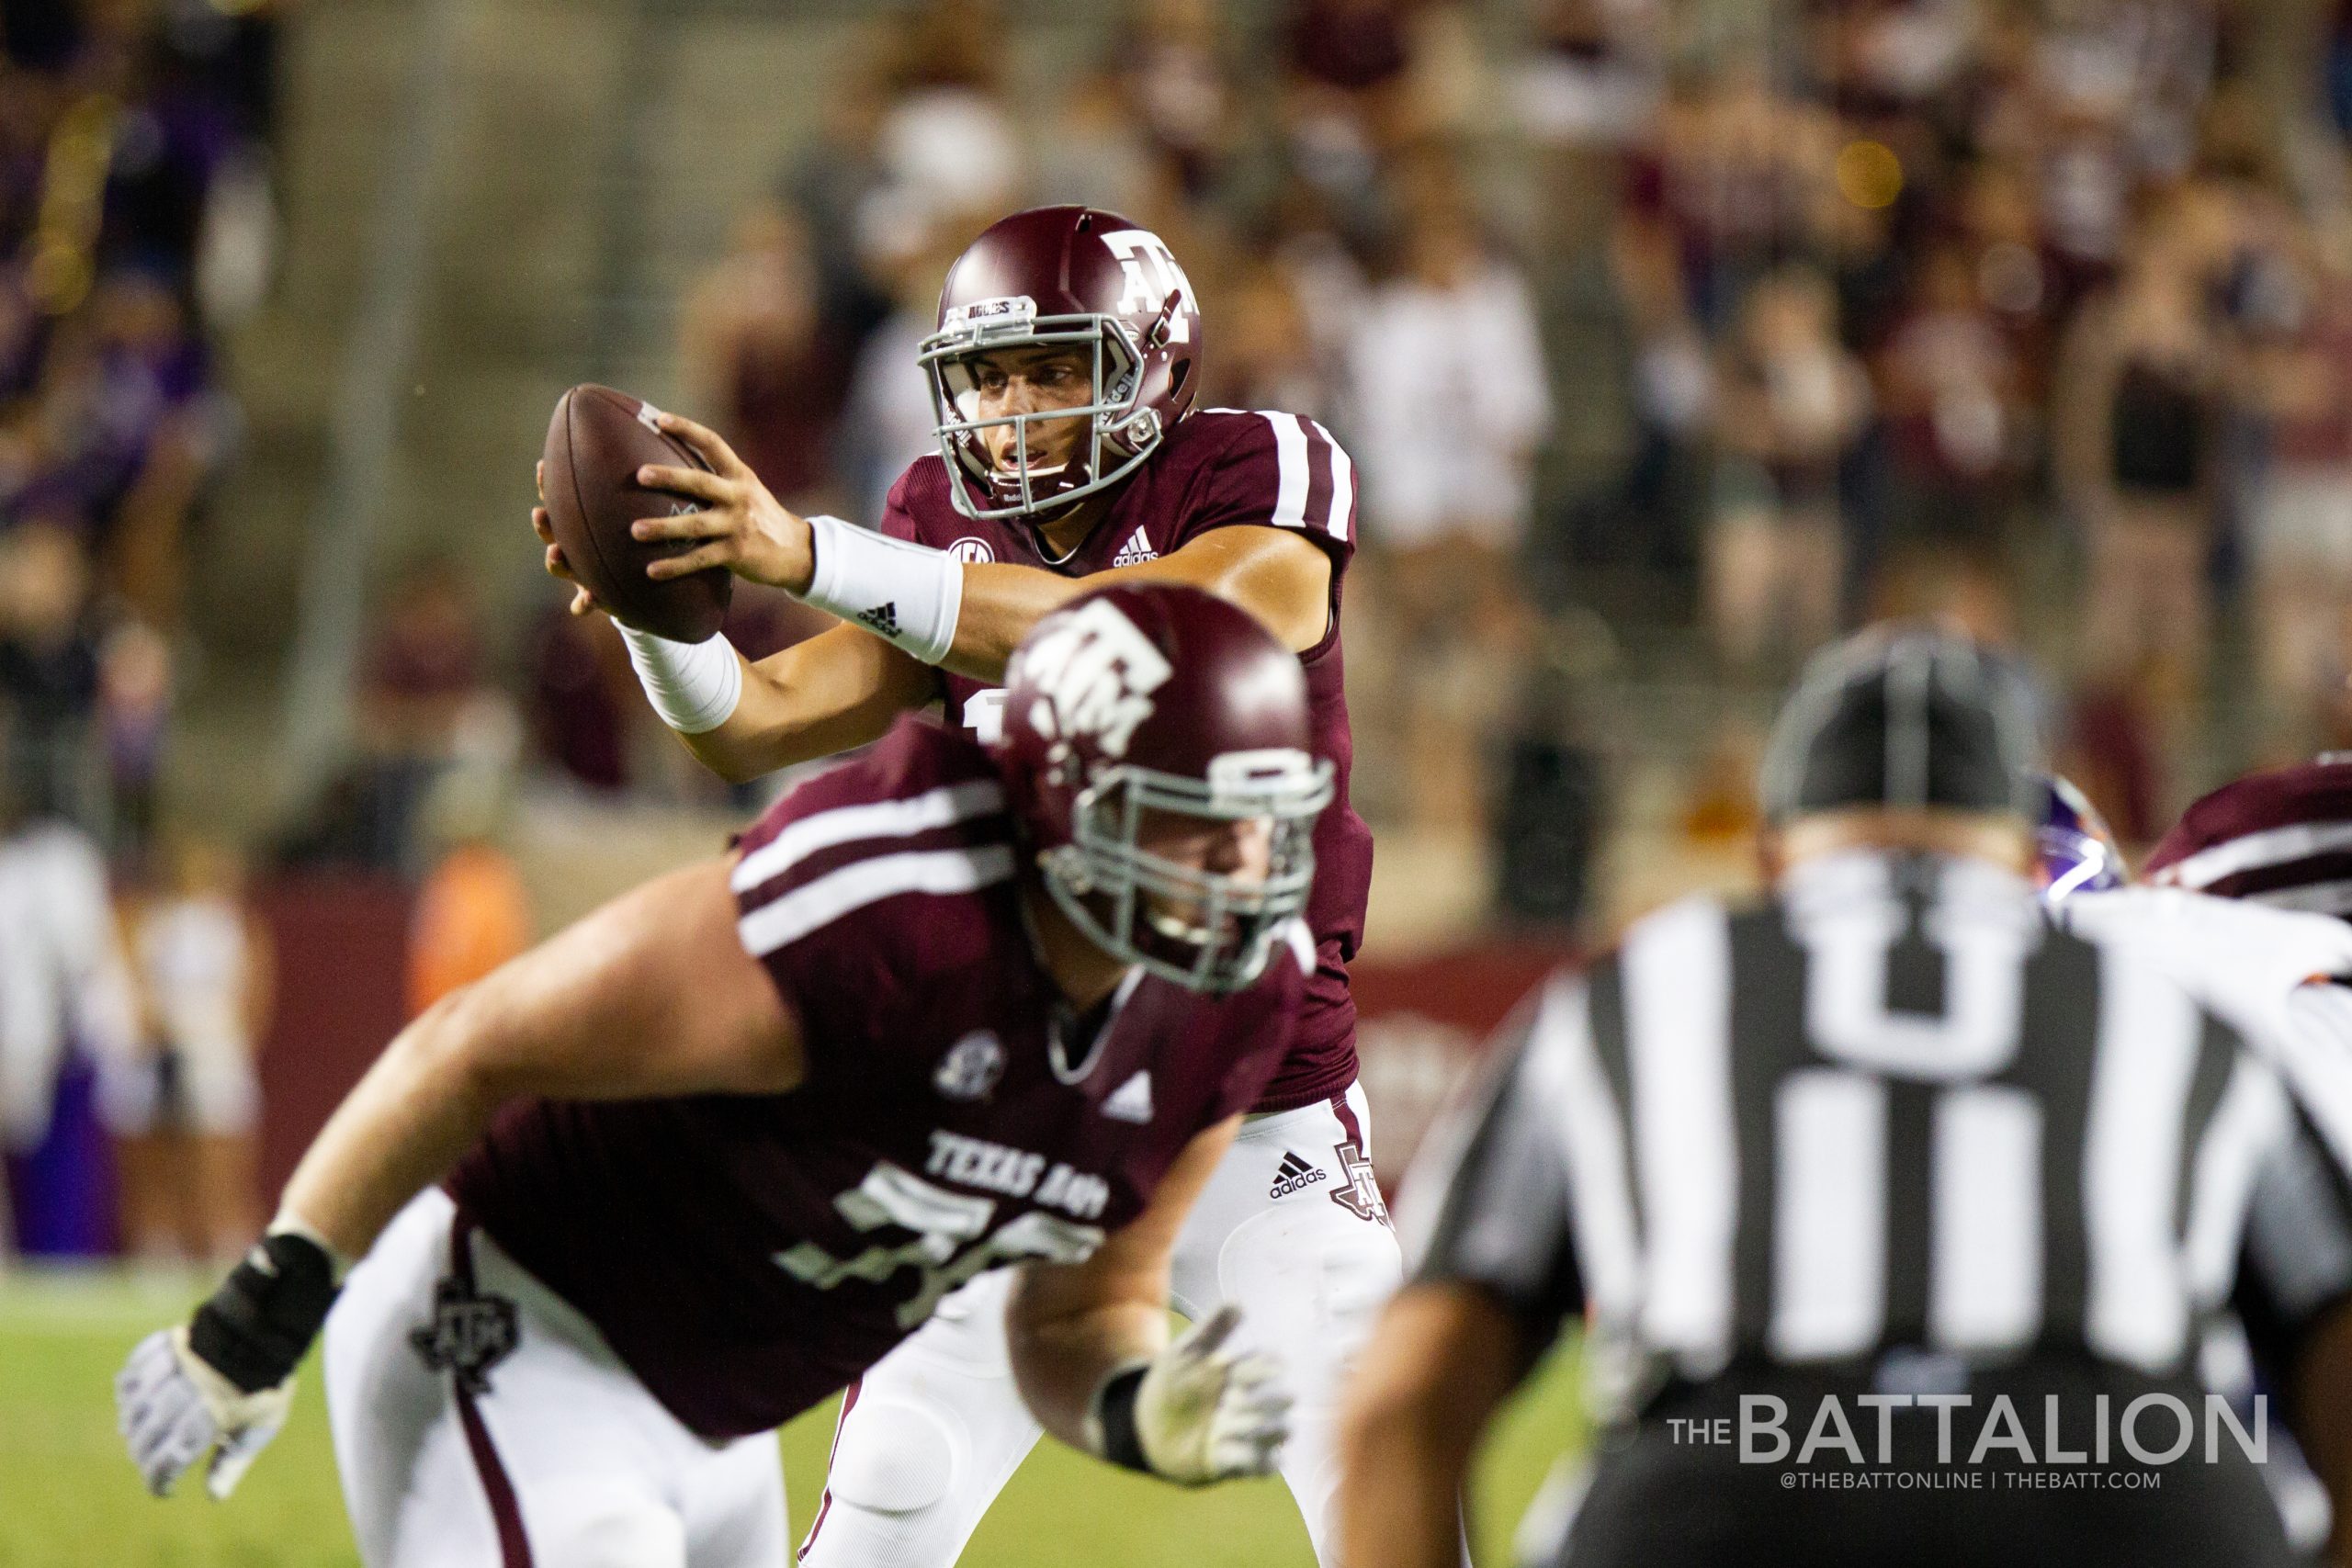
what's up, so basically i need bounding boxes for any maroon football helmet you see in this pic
[2146,755,2352,919]
[993,582,1331,993]
[920,205,1203,524]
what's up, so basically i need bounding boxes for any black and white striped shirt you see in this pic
[1403,850,2352,1417]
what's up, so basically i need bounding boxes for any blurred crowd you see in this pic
[0,0,280,1260]
[509,0,2352,874]
[0,0,275,844]
[1558,0,2352,848]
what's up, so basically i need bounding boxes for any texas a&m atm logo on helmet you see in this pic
[1014,596,1175,766]
[993,583,1330,994]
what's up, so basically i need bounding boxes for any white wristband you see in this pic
[617,623,743,735]
[801,513,964,666]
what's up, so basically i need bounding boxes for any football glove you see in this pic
[116,1228,340,1499]
[116,1325,294,1499]
[1091,1304,1292,1485]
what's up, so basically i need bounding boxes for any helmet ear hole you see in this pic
[1168,361,1189,400]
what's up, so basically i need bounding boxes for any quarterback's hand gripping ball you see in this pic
[115,1325,293,1500]
[1129,1304,1293,1485]
[537,384,737,641]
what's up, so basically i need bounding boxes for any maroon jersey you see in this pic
[2147,756,2352,916]
[883,407,1371,1111]
[447,718,1302,1438]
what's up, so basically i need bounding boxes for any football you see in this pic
[541,383,732,642]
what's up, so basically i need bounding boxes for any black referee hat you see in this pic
[1758,625,2044,823]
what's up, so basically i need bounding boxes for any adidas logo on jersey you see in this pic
[1102,1070,1154,1123]
[1268,1151,1328,1201]
[1111,525,1158,567]
[856,602,899,637]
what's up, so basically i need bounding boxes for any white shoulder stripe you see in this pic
[1209,408,1349,540]
[740,843,1016,957]
[2245,875,2352,916]
[1283,918,1317,976]
[731,780,1005,895]
[1317,422,1354,542]
[1264,412,1311,531]
[2165,821,2352,890]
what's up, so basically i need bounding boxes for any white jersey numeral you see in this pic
[775,1161,1107,1327]
[963,688,1008,747]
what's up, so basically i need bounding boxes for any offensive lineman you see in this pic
[117,585,1326,1567]
[533,205,1397,1565]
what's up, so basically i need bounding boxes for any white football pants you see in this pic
[324,1189,790,1568]
[797,1084,1403,1568]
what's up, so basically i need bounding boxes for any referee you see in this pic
[1336,626,2352,1568]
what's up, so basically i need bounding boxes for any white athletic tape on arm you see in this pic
[801,513,963,666]
[617,623,744,734]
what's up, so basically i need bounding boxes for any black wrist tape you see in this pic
[1094,1365,1153,1474]
[188,1231,341,1394]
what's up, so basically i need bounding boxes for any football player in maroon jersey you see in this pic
[117,585,1329,1568]
[532,204,1399,1566]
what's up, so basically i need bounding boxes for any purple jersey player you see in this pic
[117,584,1329,1568]
[526,204,1403,1565]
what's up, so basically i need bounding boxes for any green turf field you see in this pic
[0,1269,1584,1568]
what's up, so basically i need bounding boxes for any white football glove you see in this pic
[1124,1304,1293,1485]
[115,1325,294,1500]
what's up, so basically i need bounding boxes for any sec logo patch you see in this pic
[934,1030,1005,1100]
[948,536,995,564]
